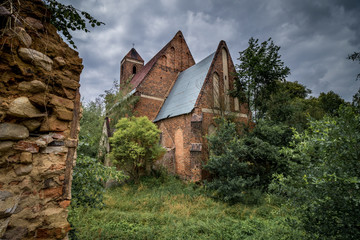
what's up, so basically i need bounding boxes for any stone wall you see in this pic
[0,1,82,239]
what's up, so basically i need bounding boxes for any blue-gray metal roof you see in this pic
[154,52,215,122]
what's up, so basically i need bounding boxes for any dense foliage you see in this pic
[233,37,290,120]
[204,118,292,204]
[71,155,126,208]
[271,106,360,239]
[110,117,165,182]
[77,99,104,158]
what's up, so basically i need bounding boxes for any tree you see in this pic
[204,118,292,204]
[110,117,164,183]
[348,51,360,80]
[101,79,139,130]
[264,80,312,130]
[348,51,360,112]
[77,98,104,158]
[271,106,360,239]
[233,37,290,120]
[43,0,104,48]
[318,91,345,116]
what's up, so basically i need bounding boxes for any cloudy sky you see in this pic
[58,0,360,103]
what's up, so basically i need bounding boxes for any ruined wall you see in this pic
[157,112,203,181]
[0,1,82,239]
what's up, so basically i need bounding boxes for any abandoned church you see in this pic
[103,31,250,181]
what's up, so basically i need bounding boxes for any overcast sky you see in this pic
[58,0,360,102]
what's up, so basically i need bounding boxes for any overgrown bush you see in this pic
[204,117,293,204]
[71,155,126,208]
[110,117,165,183]
[271,106,360,239]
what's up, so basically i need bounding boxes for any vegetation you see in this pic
[77,98,104,158]
[271,106,360,239]
[204,117,292,204]
[233,37,290,120]
[69,176,305,240]
[43,0,104,48]
[71,79,137,207]
[110,117,165,182]
[69,36,358,239]
[71,155,125,208]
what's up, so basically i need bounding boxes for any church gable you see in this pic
[195,41,246,117]
[131,31,195,99]
[154,52,215,122]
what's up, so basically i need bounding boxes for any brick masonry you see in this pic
[118,35,250,181]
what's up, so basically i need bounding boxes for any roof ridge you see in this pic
[129,31,187,90]
[122,48,144,62]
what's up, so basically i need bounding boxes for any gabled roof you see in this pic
[130,30,191,90]
[122,48,144,62]
[130,44,167,89]
[154,52,215,122]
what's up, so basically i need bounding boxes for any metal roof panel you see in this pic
[154,52,215,122]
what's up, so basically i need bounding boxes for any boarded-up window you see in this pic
[213,73,220,108]
[175,128,184,175]
[170,47,175,69]
[222,48,230,111]
[234,97,240,111]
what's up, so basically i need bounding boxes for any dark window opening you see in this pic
[132,66,137,74]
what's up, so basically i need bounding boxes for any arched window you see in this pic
[170,47,175,68]
[132,65,137,74]
[222,48,230,111]
[161,55,167,66]
[213,73,220,108]
[175,128,184,175]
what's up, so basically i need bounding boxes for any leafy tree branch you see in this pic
[43,0,104,48]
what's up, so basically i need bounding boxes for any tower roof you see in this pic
[123,48,144,62]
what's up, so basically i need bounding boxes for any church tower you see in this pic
[120,48,144,88]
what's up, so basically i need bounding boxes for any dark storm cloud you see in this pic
[57,0,360,102]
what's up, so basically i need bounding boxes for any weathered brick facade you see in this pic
[118,31,249,181]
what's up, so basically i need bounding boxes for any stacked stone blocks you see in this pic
[0,1,82,239]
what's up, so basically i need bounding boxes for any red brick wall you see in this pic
[137,32,195,99]
[120,59,144,87]
[134,97,163,121]
[156,113,203,181]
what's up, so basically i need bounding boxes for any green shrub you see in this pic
[110,117,165,182]
[204,118,292,204]
[271,106,360,239]
[71,155,126,208]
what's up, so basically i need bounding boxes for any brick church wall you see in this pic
[0,1,82,239]
[134,32,195,121]
[156,112,203,181]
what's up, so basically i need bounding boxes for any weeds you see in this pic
[69,176,304,239]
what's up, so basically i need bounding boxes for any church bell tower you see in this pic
[120,48,144,88]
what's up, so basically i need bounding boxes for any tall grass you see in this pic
[69,176,304,239]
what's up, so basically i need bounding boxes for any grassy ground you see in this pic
[69,176,304,240]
